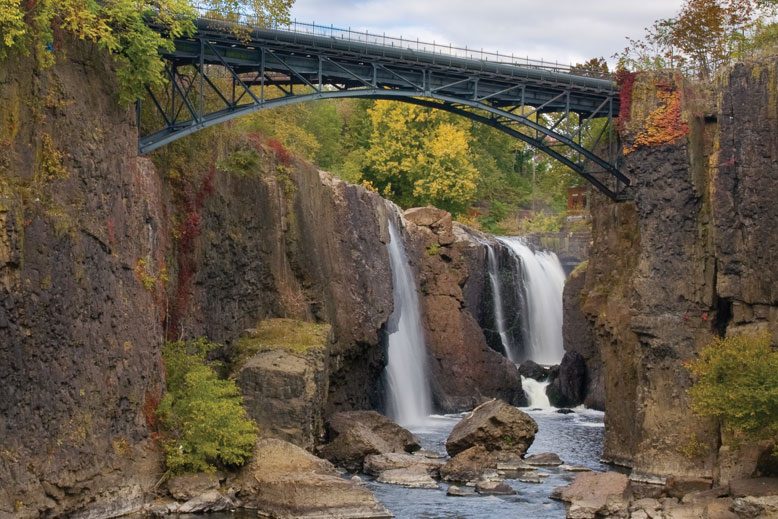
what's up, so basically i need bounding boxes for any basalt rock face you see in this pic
[0,42,166,517]
[402,208,525,412]
[580,61,778,482]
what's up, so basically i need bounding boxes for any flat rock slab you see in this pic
[447,485,477,497]
[475,480,516,496]
[363,452,445,477]
[551,471,629,513]
[445,399,537,457]
[234,438,391,518]
[167,473,220,501]
[376,466,439,489]
[729,477,778,497]
[561,465,593,473]
[524,452,563,466]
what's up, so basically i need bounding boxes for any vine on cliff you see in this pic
[615,69,637,131]
[624,76,690,154]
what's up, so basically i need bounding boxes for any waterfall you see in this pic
[521,376,552,409]
[497,237,566,366]
[486,245,515,362]
[384,217,432,427]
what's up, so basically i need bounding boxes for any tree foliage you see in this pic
[157,338,257,474]
[687,332,778,447]
[0,0,292,103]
[618,0,778,78]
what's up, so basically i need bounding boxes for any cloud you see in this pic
[290,0,685,65]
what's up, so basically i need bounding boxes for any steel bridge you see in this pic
[139,18,630,200]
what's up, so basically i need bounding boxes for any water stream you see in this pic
[384,216,433,427]
[497,237,566,366]
[485,244,515,362]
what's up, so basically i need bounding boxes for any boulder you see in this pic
[546,351,586,408]
[445,399,537,457]
[319,411,420,471]
[235,319,331,451]
[440,446,493,483]
[233,438,391,518]
[376,466,439,489]
[167,472,220,501]
[731,495,778,518]
[363,452,445,477]
[524,452,564,466]
[551,472,629,515]
[518,360,549,381]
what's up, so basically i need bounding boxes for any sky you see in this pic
[289,0,686,66]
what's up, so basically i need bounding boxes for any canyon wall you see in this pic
[578,60,778,482]
[0,41,524,516]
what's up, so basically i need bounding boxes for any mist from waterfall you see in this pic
[384,217,433,427]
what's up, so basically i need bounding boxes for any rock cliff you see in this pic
[577,61,778,482]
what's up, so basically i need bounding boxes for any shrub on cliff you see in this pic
[158,338,257,474]
[688,332,778,448]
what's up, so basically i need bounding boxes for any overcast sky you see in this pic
[290,0,686,65]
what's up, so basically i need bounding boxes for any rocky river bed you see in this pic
[174,406,606,519]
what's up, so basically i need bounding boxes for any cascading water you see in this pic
[521,376,552,408]
[485,245,515,362]
[498,237,566,366]
[384,217,432,427]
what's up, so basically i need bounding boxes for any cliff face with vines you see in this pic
[579,59,778,482]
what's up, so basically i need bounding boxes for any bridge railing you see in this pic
[191,3,573,74]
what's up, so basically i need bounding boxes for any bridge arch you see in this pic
[139,19,630,200]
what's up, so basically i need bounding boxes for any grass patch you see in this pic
[236,318,330,360]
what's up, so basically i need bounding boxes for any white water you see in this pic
[521,376,552,409]
[384,217,433,427]
[498,237,566,365]
[485,245,515,362]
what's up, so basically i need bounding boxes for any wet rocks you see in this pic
[518,360,549,381]
[446,485,476,497]
[319,411,420,472]
[233,438,391,518]
[475,480,516,496]
[445,399,538,457]
[546,351,587,409]
[524,452,564,466]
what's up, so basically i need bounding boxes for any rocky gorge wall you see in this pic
[0,40,526,517]
[573,59,778,484]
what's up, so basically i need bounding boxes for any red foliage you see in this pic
[142,389,161,431]
[267,138,293,166]
[167,163,217,340]
[615,69,637,131]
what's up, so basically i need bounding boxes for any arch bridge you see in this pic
[139,18,630,200]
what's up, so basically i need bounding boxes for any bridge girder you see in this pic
[139,19,630,200]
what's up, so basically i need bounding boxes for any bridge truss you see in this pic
[138,18,631,200]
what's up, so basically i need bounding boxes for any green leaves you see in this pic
[687,332,778,446]
[158,339,257,474]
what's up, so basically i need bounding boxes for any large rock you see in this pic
[729,477,778,497]
[233,438,391,518]
[551,471,629,515]
[318,411,420,471]
[376,466,439,489]
[519,360,549,381]
[403,212,526,412]
[547,351,587,408]
[235,319,330,451]
[445,399,537,457]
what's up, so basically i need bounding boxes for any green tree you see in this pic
[157,339,257,474]
[363,101,479,215]
[687,332,778,448]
